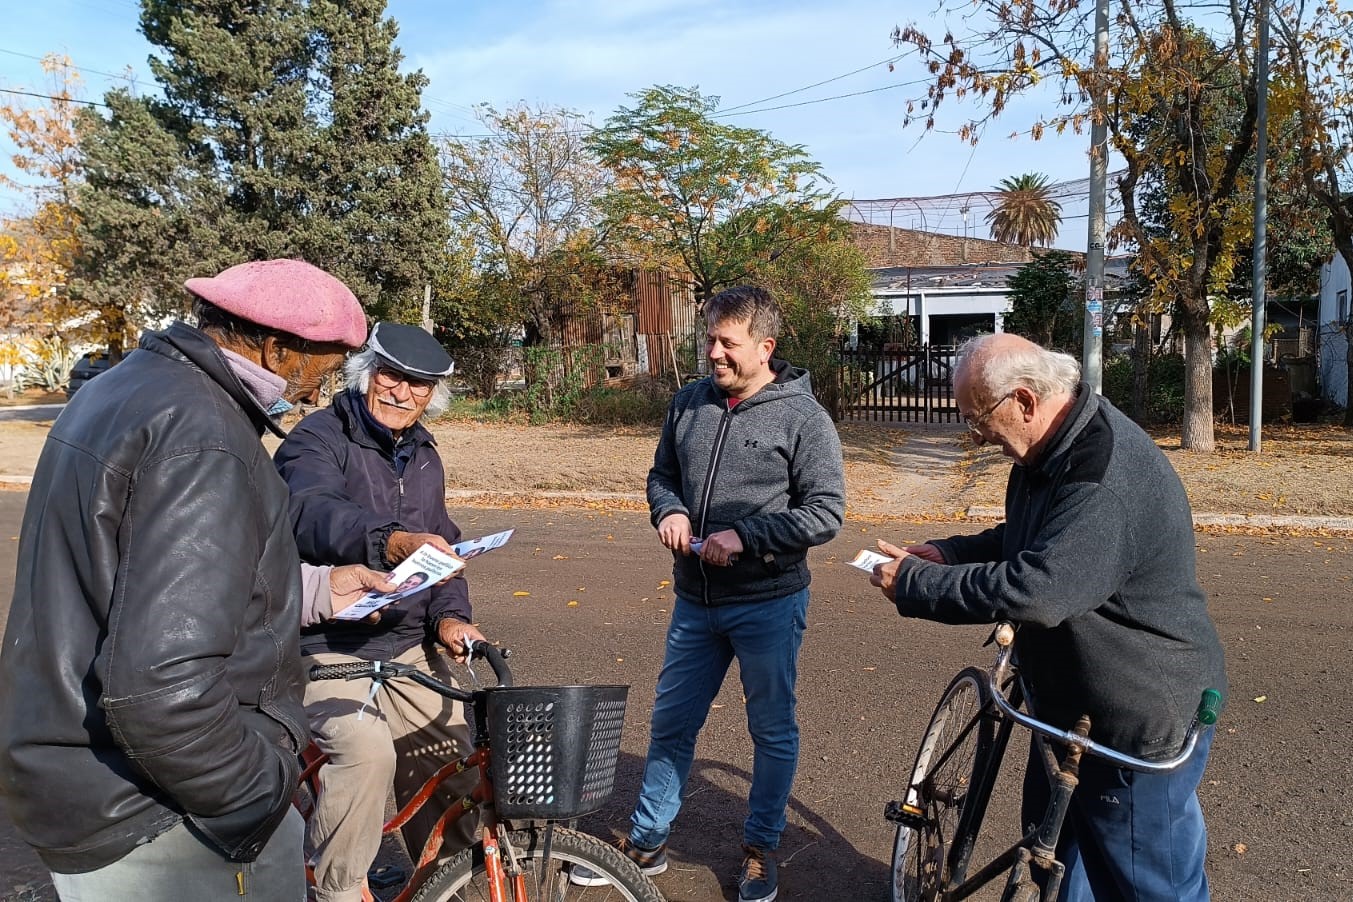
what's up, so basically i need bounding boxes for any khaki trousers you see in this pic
[50,808,305,901]
[303,643,478,902]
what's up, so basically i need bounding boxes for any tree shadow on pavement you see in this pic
[577,751,891,901]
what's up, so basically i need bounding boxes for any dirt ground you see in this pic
[2,392,1353,521]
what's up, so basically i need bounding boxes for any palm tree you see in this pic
[985,173,1063,247]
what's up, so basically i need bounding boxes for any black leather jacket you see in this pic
[0,323,308,873]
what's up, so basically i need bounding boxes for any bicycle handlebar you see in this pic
[988,622,1220,774]
[307,639,514,697]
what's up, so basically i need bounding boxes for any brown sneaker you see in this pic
[570,837,668,886]
[739,844,778,902]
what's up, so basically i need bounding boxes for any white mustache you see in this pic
[377,396,416,411]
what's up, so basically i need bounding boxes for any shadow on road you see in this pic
[577,751,890,901]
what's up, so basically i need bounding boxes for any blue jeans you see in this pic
[629,589,809,851]
[1021,727,1215,902]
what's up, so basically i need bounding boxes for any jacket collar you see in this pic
[711,358,812,408]
[1030,382,1099,477]
[333,387,436,456]
[141,322,286,438]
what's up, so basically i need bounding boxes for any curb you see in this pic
[966,504,1353,534]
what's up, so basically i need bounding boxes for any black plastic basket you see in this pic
[485,684,629,820]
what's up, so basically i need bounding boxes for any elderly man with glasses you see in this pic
[274,322,485,902]
[871,332,1227,902]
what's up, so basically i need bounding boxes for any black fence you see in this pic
[837,345,960,424]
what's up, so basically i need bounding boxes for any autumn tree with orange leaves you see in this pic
[893,0,1270,451]
[0,56,93,351]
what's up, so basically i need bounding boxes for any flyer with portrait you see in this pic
[332,529,515,621]
[332,544,465,621]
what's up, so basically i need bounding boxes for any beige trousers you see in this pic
[303,643,479,902]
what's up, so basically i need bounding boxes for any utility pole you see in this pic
[1083,0,1110,394]
[1249,0,1270,452]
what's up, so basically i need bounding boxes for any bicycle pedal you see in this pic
[884,800,929,830]
[368,865,405,889]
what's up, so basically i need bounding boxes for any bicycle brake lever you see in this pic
[357,661,383,721]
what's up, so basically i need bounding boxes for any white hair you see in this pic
[955,334,1081,401]
[344,347,452,418]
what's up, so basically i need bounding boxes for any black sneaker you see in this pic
[570,838,668,886]
[739,844,778,902]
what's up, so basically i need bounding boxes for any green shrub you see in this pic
[1103,352,1186,424]
[439,392,526,423]
[571,381,672,425]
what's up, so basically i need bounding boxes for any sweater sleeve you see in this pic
[646,399,690,528]
[893,481,1132,627]
[733,406,846,554]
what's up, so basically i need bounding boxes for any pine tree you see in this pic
[303,0,449,320]
[75,0,449,321]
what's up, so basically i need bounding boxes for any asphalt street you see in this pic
[0,496,1349,900]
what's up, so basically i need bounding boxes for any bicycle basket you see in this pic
[485,684,628,820]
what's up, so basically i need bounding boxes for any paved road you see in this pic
[0,497,1349,900]
[0,406,63,425]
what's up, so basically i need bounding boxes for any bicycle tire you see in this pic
[891,667,1000,902]
[411,826,664,902]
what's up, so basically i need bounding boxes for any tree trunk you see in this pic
[1180,315,1215,451]
[1344,323,1353,428]
[1131,320,1151,419]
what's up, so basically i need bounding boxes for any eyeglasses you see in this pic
[963,392,1013,434]
[373,367,436,398]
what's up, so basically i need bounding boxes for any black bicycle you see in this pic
[884,622,1221,902]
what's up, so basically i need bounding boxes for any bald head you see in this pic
[955,333,1080,405]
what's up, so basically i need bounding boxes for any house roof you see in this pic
[871,256,1136,293]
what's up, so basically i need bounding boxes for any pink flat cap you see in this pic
[184,259,367,348]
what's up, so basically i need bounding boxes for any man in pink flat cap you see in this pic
[0,259,390,901]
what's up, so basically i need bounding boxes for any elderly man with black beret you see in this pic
[0,260,384,901]
[275,322,485,902]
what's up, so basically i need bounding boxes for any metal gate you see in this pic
[837,345,960,424]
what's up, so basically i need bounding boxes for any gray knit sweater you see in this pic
[893,386,1227,759]
[648,361,845,606]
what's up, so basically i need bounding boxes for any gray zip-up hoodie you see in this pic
[648,360,846,606]
[892,385,1227,759]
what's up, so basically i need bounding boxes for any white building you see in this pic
[1318,253,1351,408]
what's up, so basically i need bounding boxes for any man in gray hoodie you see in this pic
[574,285,844,902]
[872,333,1226,902]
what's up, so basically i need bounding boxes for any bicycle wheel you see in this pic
[891,667,999,902]
[412,826,664,902]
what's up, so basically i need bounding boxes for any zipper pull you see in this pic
[398,477,404,497]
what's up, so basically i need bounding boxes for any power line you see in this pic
[0,87,108,108]
[0,47,140,84]
[719,52,906,114]
[712,81,918,118]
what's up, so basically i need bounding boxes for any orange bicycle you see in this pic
[296,641,663,901]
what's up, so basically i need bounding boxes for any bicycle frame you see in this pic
[890,622,1221,902]
[298,649,540,902]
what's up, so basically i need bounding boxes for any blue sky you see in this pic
[2,0,1102,249]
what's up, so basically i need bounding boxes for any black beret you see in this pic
[367,322,454,379]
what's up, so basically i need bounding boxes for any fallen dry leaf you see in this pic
[513,591,530,597]
[1253,695,1267,703]
[567,600,579,607]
